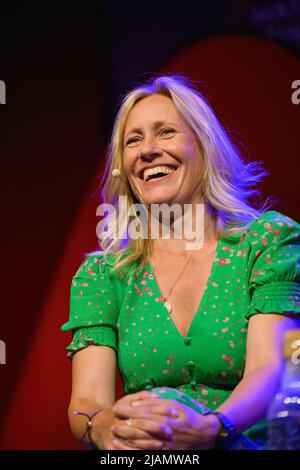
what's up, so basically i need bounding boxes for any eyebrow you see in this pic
[124,120,176,139]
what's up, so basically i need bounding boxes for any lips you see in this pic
[142,169,177,185]
[137,164,179,181]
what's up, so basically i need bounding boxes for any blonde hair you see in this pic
[99,74,270,276]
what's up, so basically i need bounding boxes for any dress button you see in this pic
[187,360,195,367]
[145,379,154,390]
[184,337,191,345]
[145,384,153,390]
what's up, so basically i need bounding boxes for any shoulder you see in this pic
[247,210,300,246]
[73,251,118,278]
[246,210,300,287]
[249,210,300,231]
[245,212,300,316]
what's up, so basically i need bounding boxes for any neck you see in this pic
[150,203,217,255]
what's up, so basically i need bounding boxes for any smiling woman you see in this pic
[99,75,271,275]
[62,74,300,450]
[123,94,204,208]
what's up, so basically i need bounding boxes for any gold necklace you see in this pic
[150,249,196,314]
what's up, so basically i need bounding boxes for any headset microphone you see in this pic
[111,168,147,207]
[112,168,127,184]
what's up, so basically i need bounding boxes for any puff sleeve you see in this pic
[61,254,120,359]
[246,211,300,318]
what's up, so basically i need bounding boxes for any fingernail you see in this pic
[171,409,180,418]
[164,426,173,436]
[131,400,142,406]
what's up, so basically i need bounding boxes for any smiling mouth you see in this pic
[143,172,176,184]
[141,165,178,183]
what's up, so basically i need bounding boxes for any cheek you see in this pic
[177,141,202,170]
[169,136,198,161]
[122,149,136,174]
[185,140,201,161]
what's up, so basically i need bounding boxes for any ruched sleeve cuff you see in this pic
[247,211,300,318]
[61,253,120,359]
[248,281,300,318]
[66,326,117,360]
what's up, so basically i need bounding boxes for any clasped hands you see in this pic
[109,390,220,450]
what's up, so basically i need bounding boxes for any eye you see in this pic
[160,128,175,137]
[125,136,141,146]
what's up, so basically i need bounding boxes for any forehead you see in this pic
[125,94,182,131]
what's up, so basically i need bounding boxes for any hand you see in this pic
[110,391,178,450]
[88,391,173,450]
[113,394,221,450]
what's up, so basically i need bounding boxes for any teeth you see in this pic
[143,166,176,182]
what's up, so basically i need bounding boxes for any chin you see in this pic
[137,184,179,202]
[142,192,177,206]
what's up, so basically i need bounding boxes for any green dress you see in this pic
[61,210,300,445]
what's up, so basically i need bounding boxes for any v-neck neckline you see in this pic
[147,237,222,339]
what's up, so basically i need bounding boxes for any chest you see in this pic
[151,248,217,337]
[117,236,251,394]
[118,254,249,393]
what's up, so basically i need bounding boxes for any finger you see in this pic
[112,416,174,441]
[130,400,181,418]
[128,396,182,412]
[112,404,184,436]
[124,417,174,440]
[116,391,160,406]
[112,438,140,451]
[113,437,164,450]
[126,438,164,450]
[129,397,165,407]
[111,422,153,440]
[114,403,181,421]
[113,403,167,418]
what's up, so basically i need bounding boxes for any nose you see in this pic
[139,139,163,162]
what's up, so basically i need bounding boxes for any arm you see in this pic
[68,344,117,449]
[68,345,173,450]
[216,313,300,434]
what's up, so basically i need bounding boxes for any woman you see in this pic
[62,75,300,450]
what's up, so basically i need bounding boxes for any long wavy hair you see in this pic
[98,74,271,276]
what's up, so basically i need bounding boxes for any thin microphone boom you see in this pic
[111,168,148,208]
[111,168,127,184]
[111,168,152,240]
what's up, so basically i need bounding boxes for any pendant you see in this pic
[164,301,172,314]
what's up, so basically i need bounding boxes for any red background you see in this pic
[0,7,299,449]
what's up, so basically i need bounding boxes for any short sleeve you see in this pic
[61,254,120,359]
[247,211,300,318]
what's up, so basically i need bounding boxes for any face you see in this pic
[122,94,204,206]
